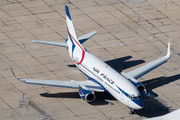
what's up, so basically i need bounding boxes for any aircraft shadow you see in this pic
[135,109,169,118]
[41,56,180,117]
[40,92,116,105]
[89,92,116,105]
[143,74,180,97]
[105,56,145,72]
[40,92,80,98]
[68,56,145,73]
[134,74,180,117]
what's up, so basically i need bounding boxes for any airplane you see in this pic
[10,5,171,114]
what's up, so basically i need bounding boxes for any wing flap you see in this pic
[20,79,104,92]
[20,79,79,88]
[122,43,171,80]
[32,40,68,47]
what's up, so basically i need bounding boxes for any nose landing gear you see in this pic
[129,108,135,114]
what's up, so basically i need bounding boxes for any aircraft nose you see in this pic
[132,99,143,110]
[136,104,143,110]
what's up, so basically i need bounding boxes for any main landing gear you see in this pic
[129,108,135,114]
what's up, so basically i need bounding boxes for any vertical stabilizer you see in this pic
[65,5,84,49]
[65,5,86,65]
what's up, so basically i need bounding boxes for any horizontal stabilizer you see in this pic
[78,31,97,44]
[32,40,68,47]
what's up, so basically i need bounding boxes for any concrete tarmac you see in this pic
[1,0,180,120]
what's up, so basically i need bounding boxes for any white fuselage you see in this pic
[66,35,143,109]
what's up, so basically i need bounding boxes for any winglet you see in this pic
[166,42,171,58]
[10,67,24,82]
[10,67,17,79]
[32,40,35,43]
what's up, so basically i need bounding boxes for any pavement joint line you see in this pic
[0,4,55,102]
[71,3,125,60]
[88,1,162,58]
[90,2,158,58]
[0,93,21,118]
[3,1,66,82]
[27,2,84,118]
[105,0,168,47]
[40,0,78,65]
[104,1,180,102]
[41,0,67,40]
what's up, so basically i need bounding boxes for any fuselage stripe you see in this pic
[78,63,121,99]
[67,28,85,65]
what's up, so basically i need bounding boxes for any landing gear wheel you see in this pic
[129,108,135,114]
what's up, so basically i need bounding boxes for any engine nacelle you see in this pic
[126,76,147,95]
[79,88,96,102]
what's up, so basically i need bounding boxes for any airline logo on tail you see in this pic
[65,5,86,65]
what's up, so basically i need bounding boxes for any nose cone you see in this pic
[132,98,143,110]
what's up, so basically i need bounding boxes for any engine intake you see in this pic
[79,88,96,102]
[127,76,147,95]
[137,85,146,94]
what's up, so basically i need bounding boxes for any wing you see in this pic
[10,67,104,92]
[122,43,171,80]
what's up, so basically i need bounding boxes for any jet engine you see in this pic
[125,76,147,95]
[79,88,96,102]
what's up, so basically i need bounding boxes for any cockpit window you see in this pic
[129,95,141,99]
[132,96,141,99]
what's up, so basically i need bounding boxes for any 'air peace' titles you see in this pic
[93,67,115,85]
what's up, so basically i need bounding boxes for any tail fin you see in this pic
[65,5,84,49]
[65,5,86,65]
